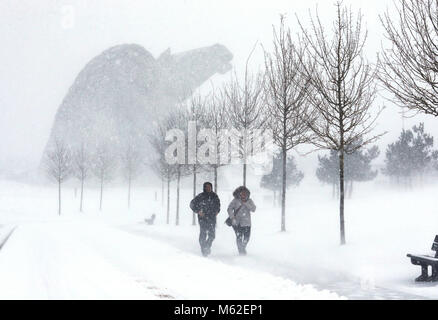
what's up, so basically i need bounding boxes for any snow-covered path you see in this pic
[0,223,162,299]
[0,221,342,299]
[120,223,430,300]
[1,180,437,300]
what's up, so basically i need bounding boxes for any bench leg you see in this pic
[430,265,438,282]
[415,265,429,282]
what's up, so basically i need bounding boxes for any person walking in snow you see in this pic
[190,182,221,256]
[227,186,256,255]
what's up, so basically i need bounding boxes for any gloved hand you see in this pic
[231,218,238,226]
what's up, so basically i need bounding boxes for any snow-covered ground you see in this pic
[0,172,437,300]
[0,221,341,299]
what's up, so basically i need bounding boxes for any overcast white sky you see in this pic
[1,0,437,172]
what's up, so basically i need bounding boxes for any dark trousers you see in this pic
[198,217,216,252]
[233,225,251,253]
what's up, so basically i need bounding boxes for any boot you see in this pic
[237,244,246,255]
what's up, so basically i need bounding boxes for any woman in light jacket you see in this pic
[227,186,256,255]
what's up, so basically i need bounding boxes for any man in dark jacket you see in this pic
[190,182,221,256]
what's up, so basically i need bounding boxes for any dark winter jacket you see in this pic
[190,182,221,219]
[227,186,256,227]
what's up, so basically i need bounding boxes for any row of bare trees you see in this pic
[46,0,438,246]
[285,0,438,244]
[148,2,387,245]
[268,0,438,243]
[43,139,142,215]
[148,95,230,227]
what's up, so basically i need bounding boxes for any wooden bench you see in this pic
[407,235,438,282]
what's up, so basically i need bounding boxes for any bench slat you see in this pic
[408,254,438,263]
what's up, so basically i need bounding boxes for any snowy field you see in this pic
[0,171,437,300]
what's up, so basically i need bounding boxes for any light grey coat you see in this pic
[227,198,256,227]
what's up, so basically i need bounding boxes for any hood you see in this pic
[233,186,251,199]
[203,182,213,192]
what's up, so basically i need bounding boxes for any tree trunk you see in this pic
[273,190,276,207]
[99,176,103,211]
[167,171,170,225]
[214,165,218,193]
[215,136,219,193]
[243,163,247,187]
[339,150,346,245]
[176,166,181,226]
[58,180,61,216]
[281,147,287,232]
[161,177,164,207]
[332,183,335,199]
[192,164,197,226]
[80,175,84,212]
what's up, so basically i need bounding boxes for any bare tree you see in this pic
[149,153,175,225]
[149,109,188,226]
[202,86,230,193]
[298,3,384,245]
[92,143,117,211]
[44,138,72,215]
[120,137,142,209]
[264,16,312,232]
[175,163,182,226]
[167,108,191,226]
[379,0,438,117]
[187,94,206,225]
[73,143,90,212]
[225,49,266,187]
[149,116,176,225]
